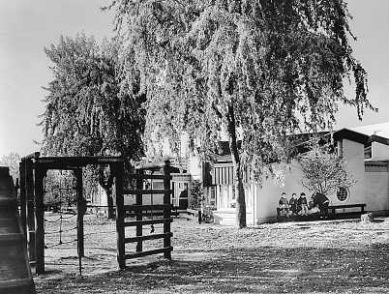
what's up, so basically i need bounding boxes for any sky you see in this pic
[0,1,389,158]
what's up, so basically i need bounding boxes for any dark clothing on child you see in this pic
[279,196,288,205]
[297,196,308,206]
[278,196,289,217]
[312,193,330,217]
[297,196,309,215]
[289,197,298,214]
[312,193,329,207]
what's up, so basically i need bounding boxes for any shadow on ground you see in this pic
[35,244,389,294]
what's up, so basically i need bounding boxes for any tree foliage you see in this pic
[0,152,21,185]
[43,170,77,209]
[299,140,356,195]
[41,33,144,160]
[40,34,145,217]
[188,180,204,209]
[110,0,372,228]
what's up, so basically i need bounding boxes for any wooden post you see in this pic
[26,159,36,264]
[114,162,125,269]
[163,160,172,259]
[19,161,27,242]
[136,169,143,253]
[34,165,45,275]
[75,169,84,258]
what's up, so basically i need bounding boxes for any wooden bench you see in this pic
[276,203,367,222]
[328,203,366,218]
[276,207,289,219]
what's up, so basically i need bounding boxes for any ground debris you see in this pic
[35,214,389,293]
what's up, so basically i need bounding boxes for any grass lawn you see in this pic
[34,213,389,293]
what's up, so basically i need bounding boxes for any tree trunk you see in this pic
[227,105,246,229]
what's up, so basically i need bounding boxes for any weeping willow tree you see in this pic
[110,0,373,228]
[40,33,145,218]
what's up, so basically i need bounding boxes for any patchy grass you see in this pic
[35,213,389,293]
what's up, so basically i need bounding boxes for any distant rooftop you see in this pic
[352,122,389,139]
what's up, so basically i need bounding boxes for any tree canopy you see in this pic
[40,33,146,217]
[299,140,356,195]
[0,152,21,185]
[41,33,145,161]
[110,0,372,228]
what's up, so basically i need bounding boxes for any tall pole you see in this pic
[163,160,171,259]
[26,159,36,264]
[19,161,27,242]
[75,169,84,258]
[114,162,125,269]
[34,164,45,275]
[136,169,143,253]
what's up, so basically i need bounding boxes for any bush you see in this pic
[189,180,203,209]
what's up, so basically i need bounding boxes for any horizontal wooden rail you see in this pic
[124,218,172,227]
[36,156,123,165]
[125,232,173,243]
[125,246,173,259]
[128,174,170,180]
[21,152,40,160]
[123,189,172,195]
[126,212,175,218]
[124,204,171,211]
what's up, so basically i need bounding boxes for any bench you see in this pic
[276,203,367,221]
[328,203,366,218]
[276,207,289,219]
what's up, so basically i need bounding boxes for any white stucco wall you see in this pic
[365,171,389,211]
[337,139,366,208]
[187,155,202,181]
[252,162,308,224]
[97,185,108,207]
[371,142,389,161]
[252,139,371,224]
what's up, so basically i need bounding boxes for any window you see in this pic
[364,143,372,159]
[337,187,348,202]
[335,140,343,157]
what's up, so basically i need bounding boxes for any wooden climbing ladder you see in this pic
[116,161,173,269]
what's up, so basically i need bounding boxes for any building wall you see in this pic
[201,136,389,226]
[336,139,367,209]
[365,171,389,211]
[252,162,308,224]
[187,155,202,181]
[221,138,388,225]
[252,139,389,223]
[371,142,389,160]
[364,162,389,212]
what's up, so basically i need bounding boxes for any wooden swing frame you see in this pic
[19,153,173,274]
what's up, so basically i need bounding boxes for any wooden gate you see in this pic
[116,161,173,269]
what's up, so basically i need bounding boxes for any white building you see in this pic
[178,124,389,226]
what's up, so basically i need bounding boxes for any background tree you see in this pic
[188,180,204,209]
[111,0,373,228]
[299,140,356,195]
[0,152,21,185]
[40,33,145,218]
[43,170,77,211]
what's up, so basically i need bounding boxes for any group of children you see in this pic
[278,191,329,217]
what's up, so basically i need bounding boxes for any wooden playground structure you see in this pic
[0,166,35,293]
[19,153,173,274]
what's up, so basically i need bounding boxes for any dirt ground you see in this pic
[34,212,389,293]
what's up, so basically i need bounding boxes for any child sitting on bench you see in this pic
[298,192,309,216]
[278,192,290,217]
